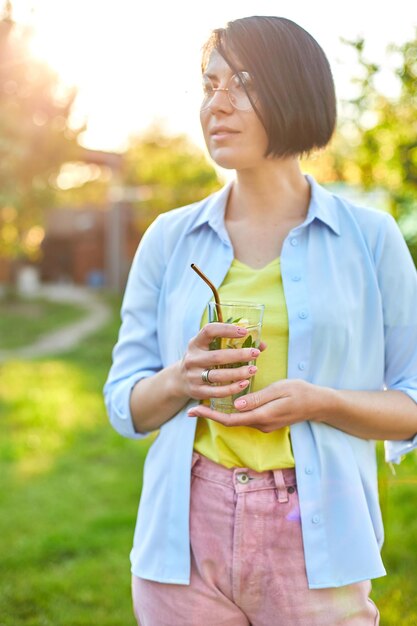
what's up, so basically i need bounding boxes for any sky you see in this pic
[10,0,417,154]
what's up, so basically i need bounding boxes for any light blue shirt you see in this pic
[104,175,417,589]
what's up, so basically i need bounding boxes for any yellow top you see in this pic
[193,257,295,471]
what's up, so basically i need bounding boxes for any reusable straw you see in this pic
[190,263,223,322]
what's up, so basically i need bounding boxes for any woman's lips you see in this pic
[210,126,240,139]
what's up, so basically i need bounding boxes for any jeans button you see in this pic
[236,473,250,484]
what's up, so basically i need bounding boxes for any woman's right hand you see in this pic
[178,322,262,401]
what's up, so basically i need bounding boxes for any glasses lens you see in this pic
[201,77,214,110]
[229,72,257,110]
[200,72,257,111]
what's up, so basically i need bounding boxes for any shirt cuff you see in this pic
[384,434,417,464]
[104,371,156,439]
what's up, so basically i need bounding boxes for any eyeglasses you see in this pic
[201,71,258,111]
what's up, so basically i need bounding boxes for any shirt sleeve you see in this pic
[374,214,417,463]
[103,215,166,439]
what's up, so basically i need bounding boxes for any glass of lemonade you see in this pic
[208,301,265,413]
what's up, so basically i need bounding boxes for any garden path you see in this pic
[0,284,112,361]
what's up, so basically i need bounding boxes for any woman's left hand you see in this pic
[187,379,324,431]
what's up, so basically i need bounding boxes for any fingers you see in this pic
[192,367,255,400]
[233,390,265,411]
[194,323,249,348]
[188,400,295,433]
[187,379,302,433]
[182,360,256,401]
[208,346,260,367]
[187,323,261,369]
[207,379,251,399]
[182,347,260,376]
[182,323,263,402]
[233,382,289,411]
[187,403,255,427]
[206,364,257,386]
[187,378,251,402]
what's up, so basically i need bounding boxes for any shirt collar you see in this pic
[188,181,233,243]
[304,174,341,236]
[189,174,341,238]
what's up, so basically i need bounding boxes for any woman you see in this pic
[104,16,417,625]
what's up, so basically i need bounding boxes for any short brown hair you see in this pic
[201,16,337,158]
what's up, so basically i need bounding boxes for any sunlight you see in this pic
[10,0,417,152]
[0,359,102,478]
[55,163,103,190]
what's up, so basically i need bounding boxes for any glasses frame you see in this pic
[200,71,257,112]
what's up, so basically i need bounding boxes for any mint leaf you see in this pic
[209,337,221,350]
[242,334,253,348]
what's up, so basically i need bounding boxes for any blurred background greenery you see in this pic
[0,1,417,624]
[0,297,417,625]
[0,3,416,280]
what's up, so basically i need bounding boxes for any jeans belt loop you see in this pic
[273,469,289,503]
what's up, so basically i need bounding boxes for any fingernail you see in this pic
[236,327,248,335]
[248,366,257,374]
[239,380,249,389]
[187,412,197,417]
[251,349,260,357]
[235,398,247,408]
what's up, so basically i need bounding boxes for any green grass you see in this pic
[0,293,416,624]
[373,450,417,623]
[0,296,87,350]
[0,294,144,625]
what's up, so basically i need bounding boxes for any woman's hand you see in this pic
[178,322,264,402]
[187,378,323,431]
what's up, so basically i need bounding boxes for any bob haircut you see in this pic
[201,16,337,158]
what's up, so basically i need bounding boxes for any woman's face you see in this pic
[200,50,269,171]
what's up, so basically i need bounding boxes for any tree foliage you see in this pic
[304,29,417,261]
[0,3,83,261]
[123,124,222,232]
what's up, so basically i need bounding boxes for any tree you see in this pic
[122,124,222,232]
[0,2,83,263]
[304,29,417,263]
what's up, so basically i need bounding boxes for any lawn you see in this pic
[0,294,143,625]
[0,293,416,624]
[0,296,87,350]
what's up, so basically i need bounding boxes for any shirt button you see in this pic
[312,514,321,524]
[290,238,298,246]
[298,361,306,371]
[292,275,301,282]
[298,309,308,319]
[305,466,314,475]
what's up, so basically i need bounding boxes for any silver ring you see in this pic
[201,368,213,385]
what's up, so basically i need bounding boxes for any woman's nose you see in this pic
[207,88,233,112]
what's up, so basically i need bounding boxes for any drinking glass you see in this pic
[208,301,265,413]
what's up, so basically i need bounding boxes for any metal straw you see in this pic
[190,263,223,322]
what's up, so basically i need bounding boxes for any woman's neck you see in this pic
[227,158,310,223]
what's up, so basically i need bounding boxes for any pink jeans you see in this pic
[132,452,379,626]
